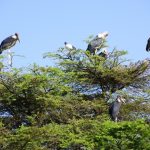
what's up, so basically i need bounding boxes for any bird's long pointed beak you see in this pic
[18,38,20,43]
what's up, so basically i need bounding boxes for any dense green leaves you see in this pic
[0,38,150,149]
[0,120,149,150]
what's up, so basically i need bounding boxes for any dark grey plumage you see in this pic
[87,38,103,55]
[98,49,109,58]
[86,31,109,55]
[146,37,150,52]
[0,33,20,54]
[109,95,125,122]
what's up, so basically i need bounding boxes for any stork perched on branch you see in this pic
[86,31,109,55]
[109,95,126,122]
[64,42,76,59]
[0,33,20,54]
[0,33,20,66]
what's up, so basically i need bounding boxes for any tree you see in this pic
[0,36,150,149]
[44,39,150,100]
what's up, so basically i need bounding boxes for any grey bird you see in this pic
[146,37,150,52]
[0,33,20,54]
[86,31,109,55]
[109,95,125,122]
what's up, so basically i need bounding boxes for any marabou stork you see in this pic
[146,37,150,52]
[0,33,20,67]
[86,31,109,55]
[109,95,125,122]
[0,33,20,54]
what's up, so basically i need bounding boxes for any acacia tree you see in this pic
[44,39,150,121]
[44,39,150,99]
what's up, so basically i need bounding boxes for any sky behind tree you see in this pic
[0,0,150,67]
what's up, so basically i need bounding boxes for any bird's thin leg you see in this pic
[10,53,13,67]
[7,49,13,67]
[95,49,97,55]
[115,117,118,122]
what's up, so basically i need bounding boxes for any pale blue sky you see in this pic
[0,0,150,68]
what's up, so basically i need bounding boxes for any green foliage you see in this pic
[0,36,150,149]
[94,120,150,150]
[44,43,149,99]
[0,120,149,150]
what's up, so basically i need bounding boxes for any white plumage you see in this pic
[64,42,76,50]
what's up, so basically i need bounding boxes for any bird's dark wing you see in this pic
[0,36,17,51]
[109,103,113,115]
[109,101,122,121]
[146,38,150,52]
[86,38,103,54]
[109,103,116,121]
[98,52,107,58]
[86,44,95,54]
[90,38,102,48]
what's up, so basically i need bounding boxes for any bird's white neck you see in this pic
[12,35,17,39]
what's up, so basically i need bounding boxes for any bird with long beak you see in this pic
[109,95,126,122]
[146,37,150,52]
[86,31,109,55]
[0,33,20,54]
